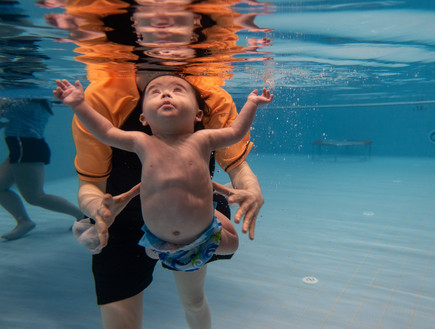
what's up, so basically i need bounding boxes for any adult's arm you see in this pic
[216,160,264,240]
[77,179,140,247]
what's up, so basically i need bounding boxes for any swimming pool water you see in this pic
[1,0,434,328]
[1,154,434,328]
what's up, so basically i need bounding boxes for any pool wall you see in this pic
[1,101,433,181]
[248,102,435,157]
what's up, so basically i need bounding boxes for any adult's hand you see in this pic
[214,161,264,240]
[94,183,141,246]
[78,180,140,247]
[213,181,263,240]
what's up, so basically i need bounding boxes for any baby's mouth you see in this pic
[160,102,175,110]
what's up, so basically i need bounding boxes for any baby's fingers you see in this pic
[55,79,69,90]
[263,88,273,102]
[61,79,73,88]
[52,88,61,99]
[53,86,69,100]
[74,80,84,93]
[262,88,269,98]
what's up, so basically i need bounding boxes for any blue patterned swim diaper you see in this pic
[138,215,222,272]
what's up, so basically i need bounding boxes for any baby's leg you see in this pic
[173,266,211,329]
[145,248,159,260]
[214,210,239,255]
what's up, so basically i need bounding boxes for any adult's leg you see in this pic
[92,238,157,329]
[13,162,83,219]
[0,159,35,239]
[100,291,144,329]
[173,265,211,329]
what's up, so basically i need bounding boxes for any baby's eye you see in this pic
[173,87,183,93]
[151,89,160,94]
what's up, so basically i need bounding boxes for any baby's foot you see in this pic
[1,221,36,240]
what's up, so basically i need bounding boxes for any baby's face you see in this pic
[141,76,202,131]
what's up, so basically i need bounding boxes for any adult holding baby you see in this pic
[56,1,268,328]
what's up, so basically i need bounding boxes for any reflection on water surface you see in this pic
[1,1,435,107]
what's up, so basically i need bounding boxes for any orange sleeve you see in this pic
[72,116,112,182]
[72,63,139,182]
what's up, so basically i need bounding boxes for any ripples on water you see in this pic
[0,0,434,106]
[0,0,273,97]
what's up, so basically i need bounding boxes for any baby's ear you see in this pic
[195,109,204,122]
[139,113,148,126]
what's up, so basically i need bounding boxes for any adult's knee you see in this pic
[100,293,144,329]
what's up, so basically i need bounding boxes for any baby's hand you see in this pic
[247,88,273,106]
[53,79,85,108]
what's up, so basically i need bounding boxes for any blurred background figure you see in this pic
[0,98,83,240]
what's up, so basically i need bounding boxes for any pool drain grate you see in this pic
[302,276,319,284]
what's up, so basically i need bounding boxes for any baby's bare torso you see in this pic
[137,133,214,245]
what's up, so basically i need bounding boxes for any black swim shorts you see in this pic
[5,136,51,165]
[92,238,158,305]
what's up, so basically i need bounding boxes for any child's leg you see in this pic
[145,247,159,260]
[13,162,83,220]
[173,265,211,329]
[214,210,239,255]
[0,160,35,240]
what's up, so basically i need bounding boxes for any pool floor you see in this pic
[1,154,434,328]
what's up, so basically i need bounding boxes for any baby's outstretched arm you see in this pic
[231,87,273,139]
[208,88,273,150]
[53,79,86,108]
[53,79,140,153]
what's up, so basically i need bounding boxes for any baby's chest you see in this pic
[141,143,209,174]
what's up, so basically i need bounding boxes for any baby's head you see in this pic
[140,74,209,131]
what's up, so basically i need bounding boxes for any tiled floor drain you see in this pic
[302,276,319,284]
